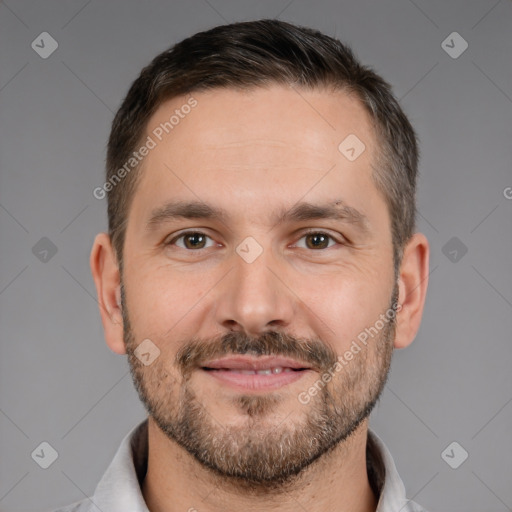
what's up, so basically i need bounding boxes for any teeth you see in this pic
[223,366,294,374]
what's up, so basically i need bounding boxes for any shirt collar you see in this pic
[90,420,150,512]
[366,429,426,511]
[88,419,425,512]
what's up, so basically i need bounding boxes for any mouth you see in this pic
[200,355,314,391]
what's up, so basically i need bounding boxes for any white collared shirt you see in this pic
[48,419,428,512]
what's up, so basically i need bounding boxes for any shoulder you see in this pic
[45,498,95,512]
[399,500,430,512]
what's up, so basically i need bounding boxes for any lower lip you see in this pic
[201,368,311,391]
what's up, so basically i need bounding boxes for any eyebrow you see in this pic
[146,199,370,232]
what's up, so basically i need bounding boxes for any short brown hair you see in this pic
[106,19,418,273]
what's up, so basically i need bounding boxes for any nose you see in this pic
[214,244,295,336]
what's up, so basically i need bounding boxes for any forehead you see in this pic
[145,86,376,171]
[128,85,384,232]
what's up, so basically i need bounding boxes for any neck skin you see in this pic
[141,416,378,512]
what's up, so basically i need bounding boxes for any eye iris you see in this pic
[306,233,329,249]
[184,232,206,249]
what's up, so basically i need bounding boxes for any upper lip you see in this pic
[201,355,312,371]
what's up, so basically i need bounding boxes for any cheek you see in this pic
[299,269,393,352]
[123,263,206,339]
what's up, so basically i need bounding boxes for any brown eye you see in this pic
[169,231,215,250]
[305,233,330,249]
[183,232,207,249]
[297,232,338,250]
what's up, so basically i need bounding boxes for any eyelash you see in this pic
[166,229,345,251]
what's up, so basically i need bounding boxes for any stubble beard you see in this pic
[123,284,397,491]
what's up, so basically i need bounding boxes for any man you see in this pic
[61,18,430,512]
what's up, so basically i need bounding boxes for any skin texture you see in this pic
[91,85,429,512]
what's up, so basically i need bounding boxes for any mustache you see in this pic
[175,330,339,376]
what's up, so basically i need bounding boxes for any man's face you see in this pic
[121,86,397,487]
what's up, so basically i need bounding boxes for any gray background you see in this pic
[0,1,511,511]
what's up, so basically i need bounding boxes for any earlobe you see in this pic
[90,233,127,355]
[394,232,430,349]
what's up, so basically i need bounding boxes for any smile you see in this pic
[204,367,300,375]
[199,356,312,391]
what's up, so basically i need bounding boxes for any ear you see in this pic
[90,233,126,355]
[394,232,430,349]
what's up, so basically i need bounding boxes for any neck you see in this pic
[141,417,378,512]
